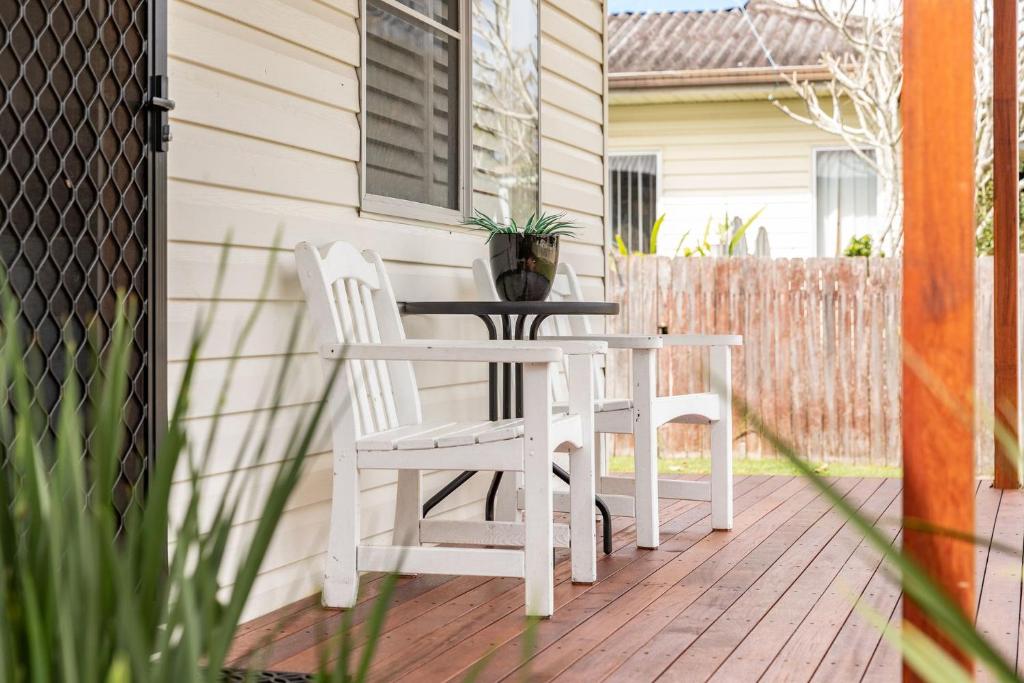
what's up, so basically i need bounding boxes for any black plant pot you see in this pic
[489,233,560,302]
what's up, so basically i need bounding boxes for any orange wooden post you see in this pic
[902,0,976,677]
[993,0,1022,489]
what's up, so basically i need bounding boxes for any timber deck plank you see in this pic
[229,476,1023,682]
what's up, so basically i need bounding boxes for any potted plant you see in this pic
[464,211,579,301]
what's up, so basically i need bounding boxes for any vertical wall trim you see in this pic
[149,0,169,478]
[601,0,610,309]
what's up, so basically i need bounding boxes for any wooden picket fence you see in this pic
[605,255,1002,472]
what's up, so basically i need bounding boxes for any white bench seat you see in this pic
[356,414,583,452]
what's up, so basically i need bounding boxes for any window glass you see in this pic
[391,0,457,28]
[365,0,461,210]
[610,154,658,253]
[815,149,878,256]
[471,0,539,223]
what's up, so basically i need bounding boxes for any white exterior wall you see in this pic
[166,0,607,620]
[609,97,847,257]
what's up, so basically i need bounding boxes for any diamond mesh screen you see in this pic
[0,1,153,527]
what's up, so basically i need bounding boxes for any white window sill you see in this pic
[360,194,466,228]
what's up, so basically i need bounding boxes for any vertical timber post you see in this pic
[902,0,976,677]
[993,0,1022,489]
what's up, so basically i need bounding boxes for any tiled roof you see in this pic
[608,1,851,87]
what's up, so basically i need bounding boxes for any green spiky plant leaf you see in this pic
[677,216,713,257]
[648,214,665,254]
[672,228,693,257]
[727,207,764,255]
[0,247,398,683]
[740,390,1021,683]
[463,210,579,243]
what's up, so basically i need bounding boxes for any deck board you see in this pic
[977,486,1024,680]
[601,478,872,682]
[230,476,1024,681]
[746,480,902,682]
[703,478,901,683]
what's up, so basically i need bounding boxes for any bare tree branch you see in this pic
[774,0,1024,254]
[769,0,903,253]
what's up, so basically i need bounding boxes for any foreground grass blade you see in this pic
[741,398,1019,681]
[0,245,368,682]
[855,596,973,683]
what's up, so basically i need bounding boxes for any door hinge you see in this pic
[148,75,175,152]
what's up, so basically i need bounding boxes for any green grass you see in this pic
[608,455,902,479]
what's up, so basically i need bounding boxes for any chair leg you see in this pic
[632,349,659,549]
[494,471,523,522]
[523,363,554,617]
[568,354,596,583]
[393,470,421,546]
[323,447,360,608]
[710,346,733,530]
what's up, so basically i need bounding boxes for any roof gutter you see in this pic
[608,64,832,89]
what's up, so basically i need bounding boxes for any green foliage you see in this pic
[844,234,874,257]
[724,208,764,256]
[615,233,628,256]
[0,251,392,682]
[613,214,666,255]
[975,170,1024,255]
[463,210,579,243]
[672,209,764,258]
[648,214,665,254]
[672,228,694,257]
[674,216,713,257]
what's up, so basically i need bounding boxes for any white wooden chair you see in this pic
[295,241,606,617]
[473,259,741,548]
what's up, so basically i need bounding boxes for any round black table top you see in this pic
[399,300,619,316]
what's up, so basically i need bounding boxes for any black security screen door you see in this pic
[0,0,168,527]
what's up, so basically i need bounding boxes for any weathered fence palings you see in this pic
[606,255,1000,472]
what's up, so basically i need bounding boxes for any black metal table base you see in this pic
[553,463,613,554]
[407,303,616,555]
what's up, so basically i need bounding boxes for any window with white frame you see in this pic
[362,0,540,223]
[609,153,659,253]
[815,149,878,256]
[363,0,464,216]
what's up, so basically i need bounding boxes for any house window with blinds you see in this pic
[363,0,463,218]
[815,149,879,256]
[610,153,659,254]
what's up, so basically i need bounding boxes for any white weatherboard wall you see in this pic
[165,0,607,620]
[609,97,844,257]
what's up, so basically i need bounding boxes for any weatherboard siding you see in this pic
[609,97,844,257]
[165,0,607,620]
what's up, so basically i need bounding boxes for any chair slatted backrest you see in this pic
[296,241,421,440]
[472,259,606,405]
[549,263,606,401]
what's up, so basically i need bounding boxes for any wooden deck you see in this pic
[229,475,1024,681]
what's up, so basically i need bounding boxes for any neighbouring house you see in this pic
[1,0,608,620]
[607,1,879,258]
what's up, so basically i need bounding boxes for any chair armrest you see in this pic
[660,334,743,347]
[320,340,567,363]
[538,334,662,350]
[534,339,608,355]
